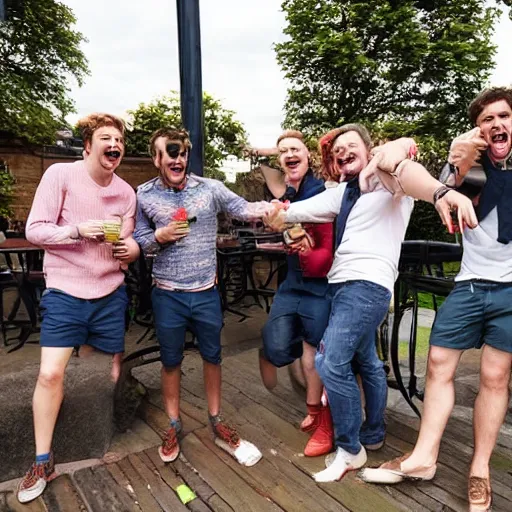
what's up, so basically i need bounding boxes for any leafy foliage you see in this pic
[126,91,248,180]
[276,0,499,140]
[276,0,502,241]
[0,0,89,144]
[0,160,16,218]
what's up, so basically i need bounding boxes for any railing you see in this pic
[389,240,463,417]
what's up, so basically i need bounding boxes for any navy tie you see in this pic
[336,177,361,247]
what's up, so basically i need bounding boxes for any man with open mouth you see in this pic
[18,113,140,504]
[263,123,477,484]
[134,127,274,468]
[249,130,335,458]
[360,87,512,512]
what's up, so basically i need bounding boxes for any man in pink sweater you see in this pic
[17,113,140,503]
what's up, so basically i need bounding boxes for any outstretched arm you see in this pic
[263,186,342,232]
[211,180,273,220]
[360,158,478,234]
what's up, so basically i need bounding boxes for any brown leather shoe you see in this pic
[468,476,492,512]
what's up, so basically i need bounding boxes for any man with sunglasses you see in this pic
[134,127,272,467]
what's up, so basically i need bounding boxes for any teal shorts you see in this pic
[430,280,512,354]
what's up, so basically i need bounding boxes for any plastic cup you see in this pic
[103,220,122,243]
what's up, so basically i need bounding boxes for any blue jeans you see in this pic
[316,280,391,454]
[262,288,331,367]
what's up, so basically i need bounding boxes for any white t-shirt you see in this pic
[457,207,512,282]
[285,183,414,292]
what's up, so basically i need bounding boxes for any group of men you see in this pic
[16,86,512,512]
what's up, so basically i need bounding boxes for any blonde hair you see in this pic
[77,113,125,146]
[276,129,305,146]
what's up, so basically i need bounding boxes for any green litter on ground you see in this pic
[176,484,196,504]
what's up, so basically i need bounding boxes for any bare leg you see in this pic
[161,365,181,419]
[204,361,222,416]
[302,341,323,405]
[33,347,74,455]
[78,345,95,358]
[401,346,462,472]
[259,349,278,390]
[470,344,512,478]
[111,352,123,383]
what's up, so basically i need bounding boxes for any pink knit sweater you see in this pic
[26,161,136,299]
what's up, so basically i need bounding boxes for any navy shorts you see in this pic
[430,280,512,354]
[40,286,128,354]
[262,288,331,367]
[152,286,223,368]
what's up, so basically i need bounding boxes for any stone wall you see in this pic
[0,147,156,220]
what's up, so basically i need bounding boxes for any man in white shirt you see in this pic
[360,87,512,512]
[264,123,476,483]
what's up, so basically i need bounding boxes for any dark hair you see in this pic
[148,127,192,157]
[468,87,512,126]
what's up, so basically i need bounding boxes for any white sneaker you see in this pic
[314,446,367,482]
[212,418,262,467]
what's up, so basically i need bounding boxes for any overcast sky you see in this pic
[64,1,512,147]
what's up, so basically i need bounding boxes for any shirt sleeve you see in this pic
[121,189,137,239]
[285,186,344,224]
[212,180,273,220]
[300,222,334,278]
[25,166,82,246]
[133,195,161,254]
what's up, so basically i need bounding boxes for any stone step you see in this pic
[0,352,116,482]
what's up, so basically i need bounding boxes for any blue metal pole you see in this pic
[0,0,5,21]
[176,0,204,176]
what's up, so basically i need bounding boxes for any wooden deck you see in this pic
[2,325,512,511]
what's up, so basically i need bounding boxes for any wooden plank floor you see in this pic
[2,344,512,511]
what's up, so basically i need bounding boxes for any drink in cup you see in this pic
[103,218,122,243]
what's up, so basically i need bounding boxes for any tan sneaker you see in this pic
[17,453,55,503]
[468,476,492,512]
[358,453,436,484]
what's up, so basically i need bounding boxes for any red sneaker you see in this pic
[304,404,334,457]
[158,425,180,462]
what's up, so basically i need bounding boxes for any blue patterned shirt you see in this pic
[134,174,270,290]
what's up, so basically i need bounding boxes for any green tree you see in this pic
[0,0,89,144]
[0,160,16,218]
[126,91,248,181]
[276,0,499,140]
